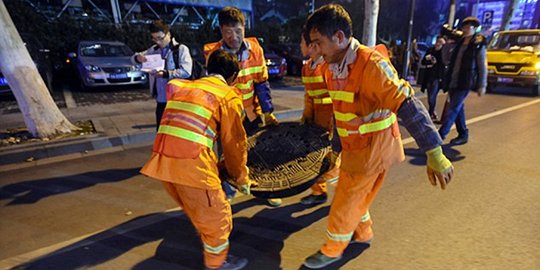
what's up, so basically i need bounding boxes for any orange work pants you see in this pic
[162,182,232,269]
[321,170,387,257]
[310,151,341,195]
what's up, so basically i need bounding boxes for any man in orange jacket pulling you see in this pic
[140,50,252,270]
[302,4,454,269]
[204,6,282,207]
[299,29,340,205]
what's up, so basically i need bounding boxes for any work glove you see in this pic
[259,112,279,127]
[476,87,486,97]
[238,179,257,195]
[425,146,454,190]
[238,183,251,195]
[300,116,313,125]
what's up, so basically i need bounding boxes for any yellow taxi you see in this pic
[487,29,540,96]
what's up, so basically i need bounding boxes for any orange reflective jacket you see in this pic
[204,38,268,121]
[302,58,333,132]
[325,44,414,175]
[141,76,249,189]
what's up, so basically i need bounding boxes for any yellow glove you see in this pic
[426,146,454,190]
[300,116,313,125]
[238,183,251,195]
[259,112,279,127]
[238,179,257,195]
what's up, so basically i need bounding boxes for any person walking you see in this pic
[420,36,446,121]
[133,20,193,129]
[204,6,281,207]
[302,4,454,268]
[140,50,252,270]
[439,17,487,145]
[299,30,340,205]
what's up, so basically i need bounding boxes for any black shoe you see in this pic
[300,194,328,205]
[450,136,468,145]
[205,255,248,270]
[303,251,342,269]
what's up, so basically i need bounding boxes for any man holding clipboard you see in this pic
[132,20,193,129]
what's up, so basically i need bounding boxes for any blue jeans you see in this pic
[426,80,440,117]
[438,89,470,140]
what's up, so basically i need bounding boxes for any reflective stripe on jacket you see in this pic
[204,37,268,121]
[325,43,413,175]
[141,76,249,189]
[302,58,334,132]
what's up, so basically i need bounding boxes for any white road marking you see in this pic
[401,98,540,146]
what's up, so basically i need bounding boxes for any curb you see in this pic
[0,109,303,170]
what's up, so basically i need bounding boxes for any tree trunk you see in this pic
[447,0,456,26]
[0,1,78,138]
[500,0,519,31]
[362,0,379,47]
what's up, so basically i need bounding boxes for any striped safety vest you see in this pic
[153,77,231,159]
[325,45,412,151]
[204,38,267,121]
[302,60,332,106]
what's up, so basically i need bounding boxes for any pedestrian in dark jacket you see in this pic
[439,17,487,145]
[420,36,446,121]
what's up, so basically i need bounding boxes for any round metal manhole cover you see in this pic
[222,122,331,198]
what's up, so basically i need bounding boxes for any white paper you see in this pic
[141,54,164,72]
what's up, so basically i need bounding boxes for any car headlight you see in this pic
[266,59,276,66]
[521,70,539,76]
[131,64,142,71]
[488,69,495,74]
[84,64,101,72]
[535,62,540,70]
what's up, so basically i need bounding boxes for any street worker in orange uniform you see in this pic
[299,30,341,206]
[204,6,278,132]
[204,6,281,207]
[302,4,455,269]
[140,50,253,270]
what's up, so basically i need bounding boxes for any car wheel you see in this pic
[79,78,88,91]
[532,85,540,97]
[486,83,495,93]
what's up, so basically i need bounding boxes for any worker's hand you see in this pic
[259,112,279,127]
[136,54,147,63]
[476,87,486,97]
[238,180,258,195]
[300,116,312,125]
[425,146,454,190]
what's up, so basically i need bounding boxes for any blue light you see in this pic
[0,76,8,86]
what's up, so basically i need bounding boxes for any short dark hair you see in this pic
[218,6,245,27]
[207,50,240,80]
[301,27,311,45]
[149,20,169,34]
[462,16,480,28]
[305,4,352,40]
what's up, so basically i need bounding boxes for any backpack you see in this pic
[172,44,207,80]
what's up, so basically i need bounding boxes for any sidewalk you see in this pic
[0,87,306,171]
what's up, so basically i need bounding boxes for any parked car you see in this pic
[486,29,540,96]
[0,33,54,96]
[264,49,287,79]
[68,40,147,90]
[270,43,304,76]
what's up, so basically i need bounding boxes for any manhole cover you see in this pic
[222,122,331,198]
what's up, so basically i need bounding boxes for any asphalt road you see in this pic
[1,92,539,270]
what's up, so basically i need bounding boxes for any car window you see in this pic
[80,43,134,57]
[488,32,540,52]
